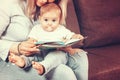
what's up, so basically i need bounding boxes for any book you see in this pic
[35,37,87,48]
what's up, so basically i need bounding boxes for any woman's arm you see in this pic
[0,1,39,61]
[0,1,10,37]
[17,38,39,56]
[0,1,14,61]
[59,0,68,25]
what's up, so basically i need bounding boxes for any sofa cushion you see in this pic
[85,44,120,80]
[74,0,120,48]
[66,0,80,34]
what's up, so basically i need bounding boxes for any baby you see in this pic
[9,3,84,75]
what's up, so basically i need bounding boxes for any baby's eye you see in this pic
[44,19,48,21]
[52,19,56,22]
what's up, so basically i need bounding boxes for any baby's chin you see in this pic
[45,27,56,32]
[45,29,55,32]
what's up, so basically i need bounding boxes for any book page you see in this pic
[64,38,81,45]
[35,37,87,48]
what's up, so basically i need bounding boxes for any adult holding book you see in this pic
[9,3,83,78]
[0,0,77,80]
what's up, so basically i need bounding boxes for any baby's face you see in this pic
[39,11,60,32]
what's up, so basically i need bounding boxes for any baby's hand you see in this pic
[72,34,84,39]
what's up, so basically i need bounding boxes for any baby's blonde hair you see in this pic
[40,3,62,20]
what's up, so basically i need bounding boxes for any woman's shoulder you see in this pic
[0,1,12,19]
[0,0,17,13]
[0,0,16,7]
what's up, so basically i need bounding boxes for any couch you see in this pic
[66,0,120,80]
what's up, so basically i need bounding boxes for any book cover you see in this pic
[35,37,87,48]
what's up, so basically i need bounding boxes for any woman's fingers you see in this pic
[19,46,40,56]
[18,40,40,56]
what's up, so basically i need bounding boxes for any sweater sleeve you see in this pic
[0,1,16,61]
[0,1,10,37]
[0,1,31,61]
[0,40,17,61]
[62,26,75,39]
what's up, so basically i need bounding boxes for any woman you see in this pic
[26,0,67,25]
[25,0,88,80]
[0,0,77,80]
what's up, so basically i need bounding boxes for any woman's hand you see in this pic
[18,38,40,56]
[10,38,40,56]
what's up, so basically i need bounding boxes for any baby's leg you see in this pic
[40,51,67,74]
[32,51,68,75]
[9,53,25,67]
[32,61,44,75]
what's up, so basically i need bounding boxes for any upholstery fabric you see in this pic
[86,45,120,80]
[66,0,80,34]
[74,0,120,48]
[72,0,120,80]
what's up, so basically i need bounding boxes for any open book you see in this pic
[35,37,87,48]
